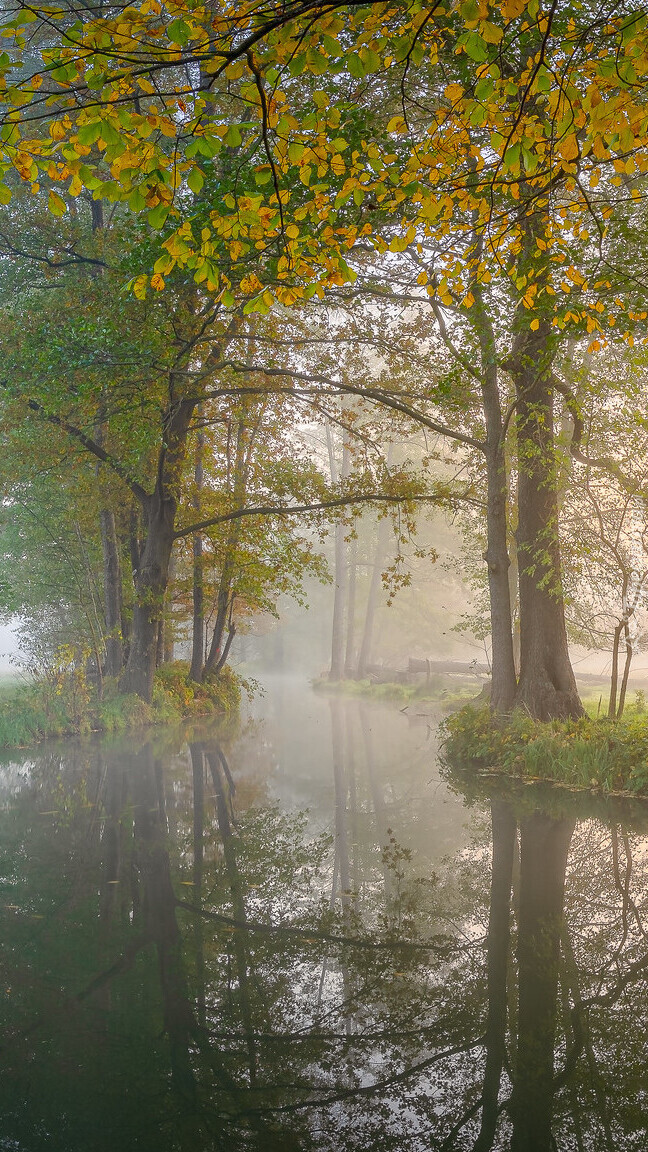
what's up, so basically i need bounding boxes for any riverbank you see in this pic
[312,676,482,708]
[442,703,648,797]
[0,661,240,748]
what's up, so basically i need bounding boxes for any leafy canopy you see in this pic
[1,0,648,328]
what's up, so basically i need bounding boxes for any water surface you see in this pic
[0,677,647,1150]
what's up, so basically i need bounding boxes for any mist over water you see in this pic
[0,675,645,1149]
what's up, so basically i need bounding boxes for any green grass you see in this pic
[312,676,484,706]
[442,695,648,796]
[0,661,241,748]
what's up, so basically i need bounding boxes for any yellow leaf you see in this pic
[150,273,165,290]
[530,318,540,330]
[48,190,66,216]
[480,21,503,43]
[559,134,579,162]
[285,223,299,239]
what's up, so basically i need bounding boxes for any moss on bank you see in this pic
[0,661,240,748]
[442,700,648,797]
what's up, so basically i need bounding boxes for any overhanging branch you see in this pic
[205,362,485,452]
[24,397,148,503]
[173,488,474,540]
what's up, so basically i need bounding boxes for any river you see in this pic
[0,675,646,1150]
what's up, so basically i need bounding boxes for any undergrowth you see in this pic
[442,695,648,795]
[0,660,240,748]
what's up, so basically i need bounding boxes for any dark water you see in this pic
[0,677,647,1151]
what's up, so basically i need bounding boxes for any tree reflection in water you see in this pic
[1,700,648,1149]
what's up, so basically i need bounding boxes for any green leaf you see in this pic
[99,120,122,146]
[463,32,489,63]
[77,120,102,146]
[128,186,147,211]
[197,135,221,158]
[168,18,190,46]
[147,204,169,229]
[224,123,242,148]
[85,69,105,90]
[347,54,366,79]
[288,141,305,163]
[187,167,204,194]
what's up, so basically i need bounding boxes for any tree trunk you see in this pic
[511,326,582,720]
[345,535,357,677]
[100,508,124,678]
[122,392,194,702]
[608,620,623,718]
[203,419,250,678]
[472,287,517,712]
[357,513,390,679]
[510,813,574,1152]
[156,617,165,669]
[617,619,633,718]
[189,432,205,682]
[329,419,351,681]
[484,440,517,712]
[203,566,234,677]
[122,493,176,701]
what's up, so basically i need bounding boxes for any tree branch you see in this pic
[173,490,460,540]
[24,397,148,503]
[205,362,486,451]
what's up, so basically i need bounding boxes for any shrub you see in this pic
[0,658,241,748]
[441,704,648,796]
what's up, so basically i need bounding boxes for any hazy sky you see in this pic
[0,620,21,672]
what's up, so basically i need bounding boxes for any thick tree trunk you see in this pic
[100,508,124,678]
[510,813,574,1152]
[122,391,194,702]
[511,327,582,720]
[122,493,176,702]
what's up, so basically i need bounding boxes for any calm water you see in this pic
[0,676,647,1150]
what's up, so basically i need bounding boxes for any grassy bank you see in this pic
[442,701,648,797]
[0,661,240,748]
[313,676,483,707]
